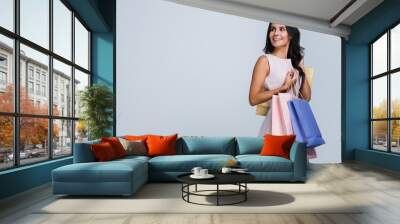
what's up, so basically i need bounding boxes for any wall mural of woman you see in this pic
[249,23,312,137]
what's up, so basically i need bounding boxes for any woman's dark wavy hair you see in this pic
[263,23,305,88]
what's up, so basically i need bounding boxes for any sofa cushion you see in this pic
[91,142,118,161]
[147,134,178,157]
[235,137,263,155]
[115,155,150,163]
[53,158,147,183]
[177,136,236,155]
[118,138,147,156]
[260,134,296,159]
[148,154,235,172]
[236,155,293,172]
[124,135,150,142]
[101,137,127,158]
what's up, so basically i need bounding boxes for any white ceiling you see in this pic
[166,0,384,38]
[227,0,353,22]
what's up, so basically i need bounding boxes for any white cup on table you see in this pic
[191,167,202,176]
[199,169,208,176]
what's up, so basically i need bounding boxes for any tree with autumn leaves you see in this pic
[373,99,400,143]
[0,84,59,153]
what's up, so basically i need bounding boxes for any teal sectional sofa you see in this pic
[52,136,306,196]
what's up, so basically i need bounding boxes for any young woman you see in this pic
[249,23,312,136]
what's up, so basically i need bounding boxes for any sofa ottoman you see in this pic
[52,156,149,196]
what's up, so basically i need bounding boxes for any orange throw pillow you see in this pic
[91,142,117,161]
[101,137,127,158]
[146,134,178,157]
[124,135,150,141]
[259,134,296,159]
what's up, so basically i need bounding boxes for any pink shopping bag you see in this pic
[271,93,294,135]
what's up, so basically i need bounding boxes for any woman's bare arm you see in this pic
[249,56,285,106]
[299,59,311,101]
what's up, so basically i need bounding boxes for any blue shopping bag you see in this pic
[287,99,325,148]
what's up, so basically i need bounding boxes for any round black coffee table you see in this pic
[177,173,255,206]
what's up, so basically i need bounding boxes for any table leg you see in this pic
[217,184,219,206]
[245,183,247,201]
[187,184,190,202]
[195,184,197,192]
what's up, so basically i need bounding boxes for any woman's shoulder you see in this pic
[255,54,270,69]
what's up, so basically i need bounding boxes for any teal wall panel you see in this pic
[92,32,114,88]
[345,0,400,171]
[0,158,72,199]
[355,148,400,172]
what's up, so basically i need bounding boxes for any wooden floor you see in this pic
[1,162,400,224]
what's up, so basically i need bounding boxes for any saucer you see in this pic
[190,174,215,179]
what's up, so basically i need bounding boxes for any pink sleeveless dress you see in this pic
[258,54,302,137]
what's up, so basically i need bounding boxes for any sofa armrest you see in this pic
[73,140,99,163]
[289,141,307,181]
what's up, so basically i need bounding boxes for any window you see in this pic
[391,24,400,70]
[53,0,72,60]
[0,0,13,32]
[28,67,34,80]
[53,59,71,117]
[0,116,13,170]
[53,119,72,158]
[0,34,13,113]
[0,55,7,67]
[35,70,40,81]
[0,71,6,84]
[0,54,8,89]
[28,81,34,94]
[75,18,89,70]
[74,69,89,118]
[0,0,91,170]
[371,23,400,154]
[20,0,49,49]
[35,84,40,97]
[20,117,49,165]
[42,85,46,97]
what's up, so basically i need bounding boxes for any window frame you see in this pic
[0,0,92,171]
[370,21,400,154]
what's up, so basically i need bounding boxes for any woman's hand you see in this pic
[279,69,297,92]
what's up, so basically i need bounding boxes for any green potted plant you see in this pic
[79,84,113,140]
